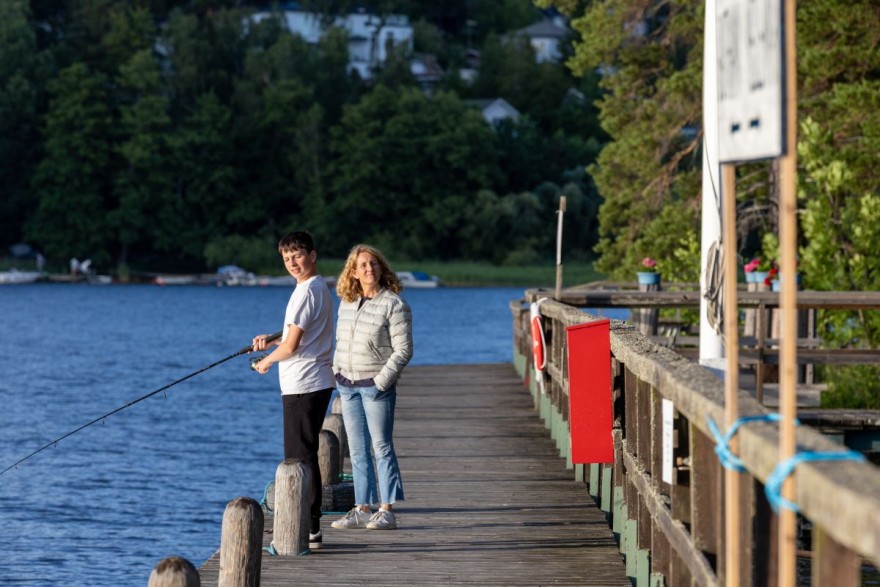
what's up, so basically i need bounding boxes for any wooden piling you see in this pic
[218,497,263,587]
[149,556,201,587]
[318,429,341,484]
[272,459,311,556]
[636,281,660,336]
[322,413,347,467]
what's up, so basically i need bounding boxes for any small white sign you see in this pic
[716,0,784,162]
[662,399,674,485]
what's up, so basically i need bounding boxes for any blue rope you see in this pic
[259,480,273,511]
[707,414,795,472]
[765,450,866,513]
[262,543,312,556]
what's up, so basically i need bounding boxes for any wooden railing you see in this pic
[553,284,880,404]
[510,295,880,587]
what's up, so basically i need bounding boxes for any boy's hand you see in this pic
[252,334,269,351]
[253,357,271,374]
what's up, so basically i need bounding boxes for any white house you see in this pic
[510,18,570,64]
[465,98,521,126]
[251,6,414,80]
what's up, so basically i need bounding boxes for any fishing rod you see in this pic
[0,331,282,477]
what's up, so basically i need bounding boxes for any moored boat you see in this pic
[0,269,43,284]
[396,271,441,288]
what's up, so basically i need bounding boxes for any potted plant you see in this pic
[743,257,773,284]
[636,257,661,285]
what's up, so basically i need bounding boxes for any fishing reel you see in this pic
[249,353,269,371]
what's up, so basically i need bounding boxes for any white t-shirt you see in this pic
[278,275,335,395]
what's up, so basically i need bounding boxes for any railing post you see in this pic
[636,280,661,336]
[813,526,861,587]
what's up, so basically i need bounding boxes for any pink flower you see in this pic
[744,258,761,273]
[641,257,658,272]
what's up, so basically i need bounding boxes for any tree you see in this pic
[111,49,174,269]
[162,6,248,115]
[0,0,53,251]
[166,92,241,264]
[323,86,501,258]
[535,0,704,278]
[26,63,116,266]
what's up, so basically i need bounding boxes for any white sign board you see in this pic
[662,399,674,485]
[716,0,784,162]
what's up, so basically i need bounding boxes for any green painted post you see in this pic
[564,430,572,469]
[589,463,600,497]
[637,549,650,586]
[541,393,551,428]
[625,518,637,577]
[650,572,665,587]
[614,497,626,542]
[600,465,613,513]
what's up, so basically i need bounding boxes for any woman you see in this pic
[330,244,413,531]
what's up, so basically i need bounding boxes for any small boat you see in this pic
[0,269,42,284]
[396,271,441,288]
[217,265,257,286]
[153,274,199,286]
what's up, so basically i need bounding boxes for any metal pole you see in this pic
[555,196,566,300]
[700,0,726,376]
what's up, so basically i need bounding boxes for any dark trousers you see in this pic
[281,387,333,533]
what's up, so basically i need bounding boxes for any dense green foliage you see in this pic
[538,0,880,406]
[1,0,605,273]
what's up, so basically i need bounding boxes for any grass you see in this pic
[315,259,605,287]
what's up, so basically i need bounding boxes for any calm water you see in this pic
[0,283,536,585]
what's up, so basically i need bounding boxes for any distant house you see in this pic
[465,98,521,126]
[251,5,414,80]
[410,54,445,95]
[510,18,570,64]
[457,48,481,84]
[345,11,414,79]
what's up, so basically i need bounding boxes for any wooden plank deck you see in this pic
[199,363,629,586]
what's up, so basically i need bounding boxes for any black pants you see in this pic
[281,388,333,533]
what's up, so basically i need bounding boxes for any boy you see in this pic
[252,231,335,550]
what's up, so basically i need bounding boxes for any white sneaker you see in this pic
[330,508,372,529]
[308,530,323,549]
[366,508,397,530]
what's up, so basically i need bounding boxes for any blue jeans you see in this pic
[337,382,404,506]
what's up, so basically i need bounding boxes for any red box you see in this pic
[565,319,614,463]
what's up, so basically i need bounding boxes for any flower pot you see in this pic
[745,271,761,283]
[751,270,769,285]
[636,272,661,286]
[771,273,802,292]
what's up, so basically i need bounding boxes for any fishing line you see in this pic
[0,331,282,477]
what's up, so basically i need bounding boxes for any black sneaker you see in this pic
[308,530,323,550]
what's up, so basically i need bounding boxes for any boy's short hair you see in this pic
[278,231,315,254]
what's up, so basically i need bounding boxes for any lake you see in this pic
[0,282,625,585]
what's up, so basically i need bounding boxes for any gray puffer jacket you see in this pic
[333,288,413,391]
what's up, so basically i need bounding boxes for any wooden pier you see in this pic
[198,364,630,586]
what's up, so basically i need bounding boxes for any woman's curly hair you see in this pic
[336,244,403,303]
